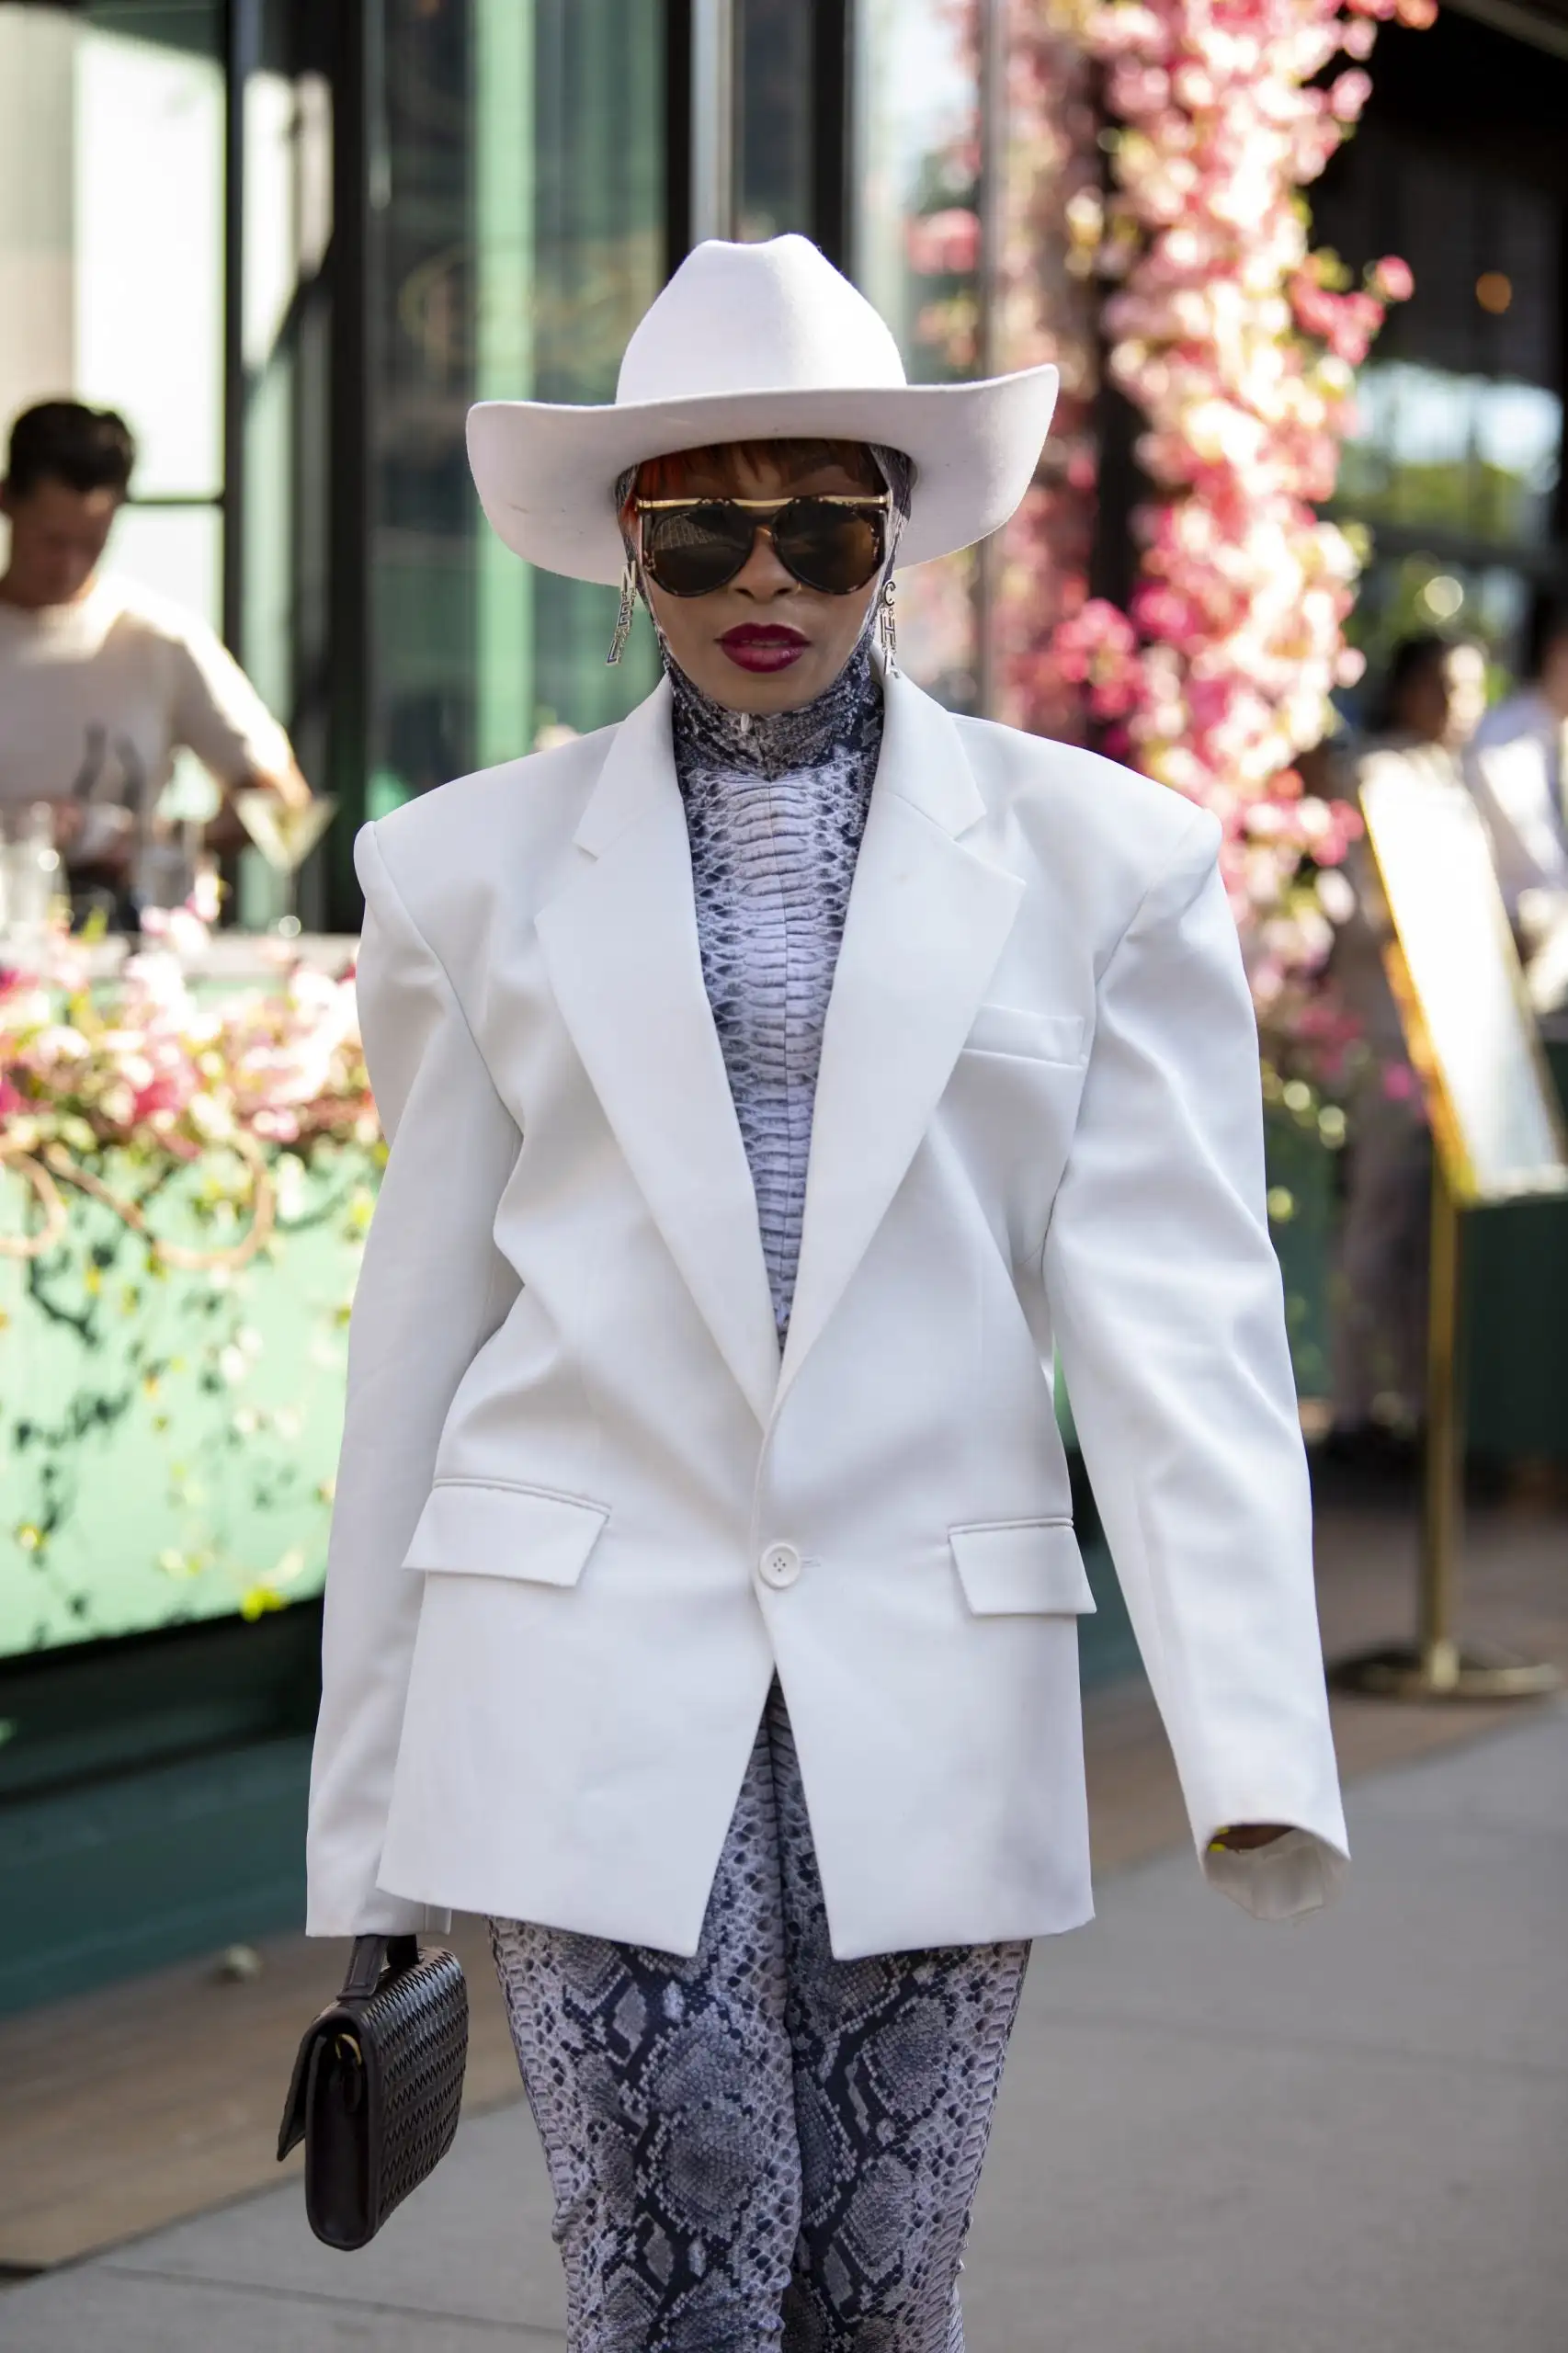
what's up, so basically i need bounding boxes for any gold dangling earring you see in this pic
[878,575,898,673]
[606,555,637,666]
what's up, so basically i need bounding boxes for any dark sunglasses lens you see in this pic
[643,504,753,596]
[774,501,885,595]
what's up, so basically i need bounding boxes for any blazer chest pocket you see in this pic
[403,1480,608,1586]
[949,1518,1096,1616]
[962,1005,1085,1064]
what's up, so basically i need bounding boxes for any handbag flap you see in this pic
[277,2022,314,2162]
[304,2031,375,2250]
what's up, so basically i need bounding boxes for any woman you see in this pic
[308,236,1346,2349]
[1328,633,1488,1455]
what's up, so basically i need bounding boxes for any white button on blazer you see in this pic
[306,665,1348,1959]
[760,1545,802,1590]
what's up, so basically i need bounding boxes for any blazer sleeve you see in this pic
[1042,808,1349,1917]
[306,822,523,1936]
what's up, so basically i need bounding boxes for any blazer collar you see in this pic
[572,676,677,857]
[540,665,1020,1427]
[775,675,1021,1404]
[540,680,782,1428]
[875,660,988,838]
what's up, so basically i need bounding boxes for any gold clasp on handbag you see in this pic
[333,2029,365,2111]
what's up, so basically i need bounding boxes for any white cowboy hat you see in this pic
[466,234,1058,586]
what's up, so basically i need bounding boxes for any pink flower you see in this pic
[1369,253,1413,301]
[1328,69,1372,121]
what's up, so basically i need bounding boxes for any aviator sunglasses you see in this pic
[633,493,892,599]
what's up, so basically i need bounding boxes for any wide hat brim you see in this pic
[466,366,1060,586]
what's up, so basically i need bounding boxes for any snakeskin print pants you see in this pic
[489,1683,1029,2353]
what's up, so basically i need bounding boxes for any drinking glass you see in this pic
[0,802,62,947]
[233,792,336,937]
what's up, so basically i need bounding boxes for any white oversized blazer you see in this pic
[307,666,1348,1958]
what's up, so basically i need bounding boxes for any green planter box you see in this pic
[0,1144,372,2014]
[2,1145,373,1659]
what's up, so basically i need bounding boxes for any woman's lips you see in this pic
[718,624,809,674]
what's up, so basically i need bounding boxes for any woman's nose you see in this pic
[732,526,797,598]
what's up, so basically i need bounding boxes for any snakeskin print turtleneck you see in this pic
[668,639,883,1345]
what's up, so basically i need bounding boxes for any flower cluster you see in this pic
[1046,0,1429,1033]
[990,7,1104,743]
[1,911,374,1167]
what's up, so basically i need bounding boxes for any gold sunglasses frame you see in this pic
[632,494,892,511]
[631,493,892,597]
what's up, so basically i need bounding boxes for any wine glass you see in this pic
[233,792,337,937]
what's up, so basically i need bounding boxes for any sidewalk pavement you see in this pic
[4,1699,1563,2353]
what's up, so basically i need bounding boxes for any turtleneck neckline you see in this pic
[665,638,881,783]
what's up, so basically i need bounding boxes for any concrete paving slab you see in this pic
[966,2001,1565,2353]
[0,2265,561,2351]
[1027,1789,1568,2071]
[1349,1696,1568,1832]
[103,2103,564,2335]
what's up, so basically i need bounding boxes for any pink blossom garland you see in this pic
[1,911,375,1170]
[1048,0,1429,1046]
[989,6,1103,742]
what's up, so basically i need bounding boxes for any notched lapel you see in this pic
[778,680,1024,1404]
[536,689,780,1427]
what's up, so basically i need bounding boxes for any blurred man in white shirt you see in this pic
[0,399,309,910]
[1465,602,1568,1038]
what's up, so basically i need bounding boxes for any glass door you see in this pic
[363,0,668,813]
[0,0,227,630]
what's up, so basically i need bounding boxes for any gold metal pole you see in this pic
[1335,1152,1561,1701]
[1332,770,1565,1700]
[1416,1154,1462,1692]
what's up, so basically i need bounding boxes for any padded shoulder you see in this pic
[366,722,619,947]
[950,713,1219,953]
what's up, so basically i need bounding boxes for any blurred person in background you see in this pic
[0,399,310,924]
[1466,599,1568,1034]
[1328,633,1490,1463]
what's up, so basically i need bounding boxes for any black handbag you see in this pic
[278,1933,468,2249]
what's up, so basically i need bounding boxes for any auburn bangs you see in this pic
[621,437,882,518]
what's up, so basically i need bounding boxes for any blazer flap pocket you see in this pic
[403,1481,608,1586]
[964,1005,1085,1063]
[949,1518,1096,1616]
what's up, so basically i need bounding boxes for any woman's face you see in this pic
[632,441,885,714]
[1398,642,1488,747]
[1439,642,1489,745]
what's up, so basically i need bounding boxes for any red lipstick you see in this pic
[718,623,809,674]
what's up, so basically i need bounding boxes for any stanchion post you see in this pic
[1335,1148,1561,1702]
[1333,764,1564,1701]
[1416,1155,1462,1692]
